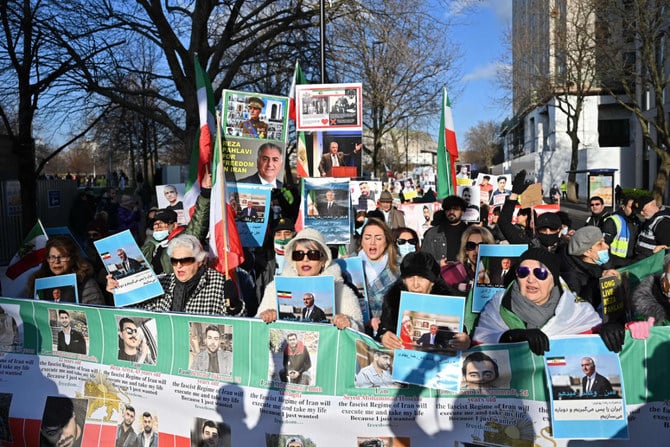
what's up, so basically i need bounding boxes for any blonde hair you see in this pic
[457,226,495,264]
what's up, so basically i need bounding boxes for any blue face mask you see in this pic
[594,249,609,265]
[397,243,416,259]
[153,230,169,241]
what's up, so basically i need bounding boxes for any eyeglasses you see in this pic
[397,238,418,246]
[47,255,71,263]
[123,327,138,335]
[589,202,603,207]
[516,266,550,281]
[170,257,196,266]
[465,241,481,251]
[291,250,322,261]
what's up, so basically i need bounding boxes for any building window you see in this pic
[598,119,630,147]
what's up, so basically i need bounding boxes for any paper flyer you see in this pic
[275,276,335,324]
[302,177,351,245]
[334,257,370,324]
[472,244,528,313]
[295,83,363,131]
[228,183,273,247]
[155,183,189,224]
[34,273,78,303]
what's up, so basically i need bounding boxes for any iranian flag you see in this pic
[289,61,309,178]
[385,164,395,179]
[436,88,458,199]
[4,221,47,297]
[184,55,216,215]
[209,114,244,274]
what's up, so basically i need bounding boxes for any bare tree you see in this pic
[327,0,461,177]
[462,120,503,170]
[599,0,670,199]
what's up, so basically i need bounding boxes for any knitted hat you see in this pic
[154,208,178,224]
[518,248,560,285]
[568,226,603,256]
[400,251,440,283]
[535,212,562,230]
[285,228,332,266]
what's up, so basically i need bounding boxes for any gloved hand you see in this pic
[511,170,527,194]
[499,328,549,355]
[627,317,655,340]
[599,322,625,352]
[224,279,246,316]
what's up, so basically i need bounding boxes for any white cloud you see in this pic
[448,0,512,24]
[462,62,508,81]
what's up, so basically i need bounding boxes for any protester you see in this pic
[26,236,104,304]
[561,226,620,310]
[473,248,624,355]
[421,195,468,265]
[378,191,406,229]
[634,194,670,258]
[254,218,296,310]
[584,196,611,229]
[601,195,639,267]
[376,252,470,351]
[256,228,364,331]
[357,218,400,333]
[392,227,420,261]
[109,235,244,315]
[629,253,670,339]
[440,226,495,296]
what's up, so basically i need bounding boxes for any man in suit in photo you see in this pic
[57,310,87,354]
[417,325,448,348]
[581,357,614,398]
[239,201,258,221]
[190,325,232,376]
[239,143,283,189]
[316,190,346,217]
[318,141,362,176]
[301,293,327,323]
[115,249,143,277]
[490,257,513,287]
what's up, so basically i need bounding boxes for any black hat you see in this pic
[273,217,295,233]
[634,194,655,213]
[400,252,440,283]
[535,212,561,230]
[519,248,560,287]
[154,208,178,224]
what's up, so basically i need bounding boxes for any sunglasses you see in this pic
[170,257,196,266]
[123,327,138,335]
[292,250,322,261]
[516,266,550,281]
[465,241,481,251]
[397,238,418,246]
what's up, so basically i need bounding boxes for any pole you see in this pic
[320,0,326,83]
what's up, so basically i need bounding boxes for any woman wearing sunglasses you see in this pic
[473,248,623,355]
[107,235,245,315]
[26,236,105,304]
[393,227,420,261]
[256,228,363,331]
[440,227,495,296]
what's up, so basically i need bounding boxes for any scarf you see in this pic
[359,251,398,316]
[509,281,560,329]
[171,265,206,312]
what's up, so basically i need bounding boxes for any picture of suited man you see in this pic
[190,325,232,376]
[416,325,449,349]
[301,293,327,323]
[238,201,259,221]
[115,249,143,277]
[239,143,283,188]
[315,190,346,217]
[490,257,513,287]
[581,357,614,398]
[318,141,361,176]
[57,310,87,354]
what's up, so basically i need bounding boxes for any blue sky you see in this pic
[446,0,512,147]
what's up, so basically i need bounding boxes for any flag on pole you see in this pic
[384,164,395,179]
[184,55,216,215]
[210,113,244,274]
[288,61,309,178]
[294,179,306,233]
[4,220,48,298]
[436,88,458,199]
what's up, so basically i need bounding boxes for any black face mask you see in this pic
[537,232,560,248]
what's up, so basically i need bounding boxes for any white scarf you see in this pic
[359,250,389,281]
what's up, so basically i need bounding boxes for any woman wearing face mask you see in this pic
[440,227,495,296]
[256,228,364,331]
[376,251,471,351]
[559,226,619,311]
[629,253,670,339]
[393,227,420,260]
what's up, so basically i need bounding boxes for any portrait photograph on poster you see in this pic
[49,308,88,355]
[188,322,234,378]
[268,328,319,387]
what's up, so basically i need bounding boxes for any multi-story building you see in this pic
[499,0,664,200]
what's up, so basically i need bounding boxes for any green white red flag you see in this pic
[184,56,215,215]
[437,88,458,199]
[4,220,47,297]
[289,61,309,178]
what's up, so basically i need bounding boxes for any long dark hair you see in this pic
[28,236,94,291]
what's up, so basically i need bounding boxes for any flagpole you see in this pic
[215,111,230,275]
